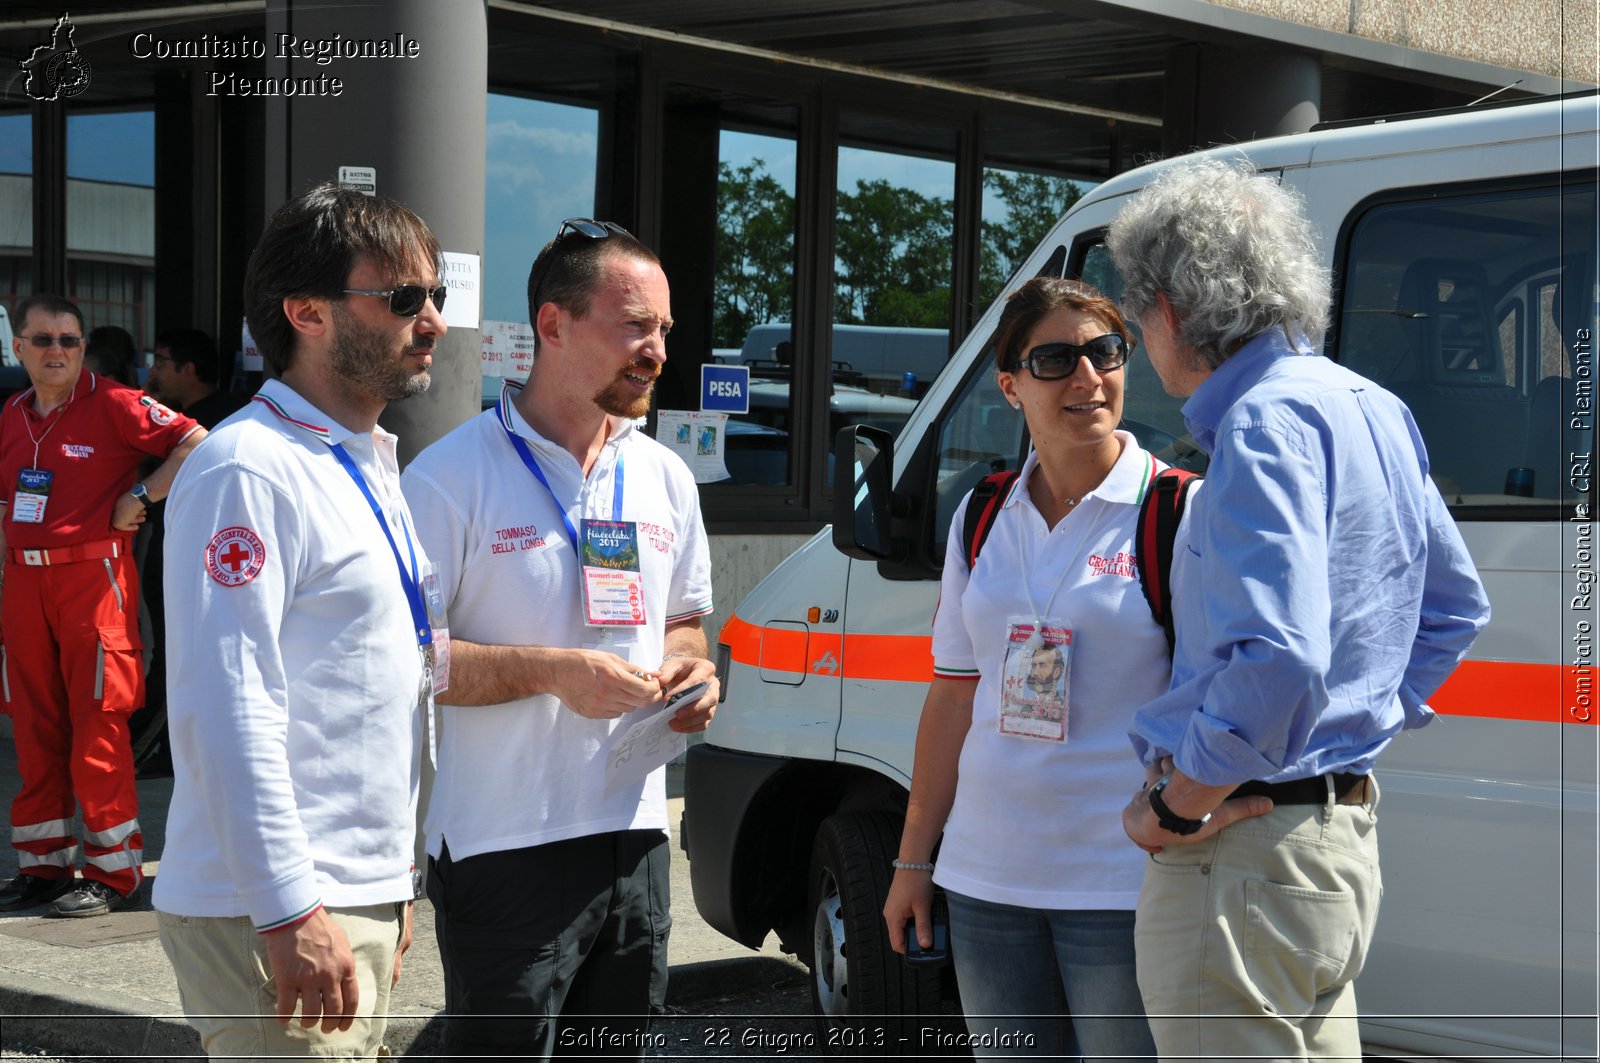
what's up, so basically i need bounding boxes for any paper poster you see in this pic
[656,410,731,483]
[441,251,481,330]
[481,319,535,382]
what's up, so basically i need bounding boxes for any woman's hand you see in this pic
[883,867,936,956]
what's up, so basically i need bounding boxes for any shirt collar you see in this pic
[251,378,394,448]
[1181,329,1311,454]
[1003,430,1153,509]
[11,370,96,417]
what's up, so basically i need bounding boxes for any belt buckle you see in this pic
[21,549,44,566]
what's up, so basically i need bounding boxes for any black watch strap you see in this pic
[131,482,153,509]
[1148,773,1211,836]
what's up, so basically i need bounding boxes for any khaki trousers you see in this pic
[158,903,402,1061]
[1135,780,1382,1062]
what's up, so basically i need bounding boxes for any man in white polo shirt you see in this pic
[402,219,717,1058]
[156,182,447,1059]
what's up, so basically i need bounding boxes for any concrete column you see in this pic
[1163,44,1321,157]
[265,0,486,464]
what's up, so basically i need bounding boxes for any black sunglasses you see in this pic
[342,284,447,317]
[20,333,83,349]
[530,217,635,309]
[557,217,633,242]
[1014,333,1130,380]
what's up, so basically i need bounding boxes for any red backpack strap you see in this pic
[1136,467,1201,655]
[961,470,1021,570]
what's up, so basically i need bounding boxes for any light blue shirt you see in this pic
[1130,330,1491,786]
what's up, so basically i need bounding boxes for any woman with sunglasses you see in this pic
[883,277,1174,1062]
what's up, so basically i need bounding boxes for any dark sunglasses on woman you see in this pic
[1013,333,1131,380]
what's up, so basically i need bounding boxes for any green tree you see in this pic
[713,159,795,349]
[834,178,953,328]
[980,170,1084,305]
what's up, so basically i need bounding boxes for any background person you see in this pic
[83,325,141,387]
[882,278,1182,1062]
[402,218,717,1059]
[0,294,203,917]
[156,183,445,1058]
[132,327,248,776]
[144,328,246,429]
[1109,157,1490,1061]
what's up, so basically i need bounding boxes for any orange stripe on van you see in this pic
[721,617,1595,725]
[1430,659,1596,725]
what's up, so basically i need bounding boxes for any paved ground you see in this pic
[0,716,808,1060]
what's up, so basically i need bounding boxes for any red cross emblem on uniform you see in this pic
[205,526,267,587]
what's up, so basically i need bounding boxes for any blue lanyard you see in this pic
[502,424,625,553]
[329,442,433,649]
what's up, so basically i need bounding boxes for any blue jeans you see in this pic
[945,890,1156,1062]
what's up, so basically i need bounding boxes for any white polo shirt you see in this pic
[931,432,1182,910]
[156,380,426,930]
[401,382,714,862]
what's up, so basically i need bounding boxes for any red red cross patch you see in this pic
[205,526,266,587]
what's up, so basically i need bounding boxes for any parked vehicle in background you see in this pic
[684,91,1599,1060]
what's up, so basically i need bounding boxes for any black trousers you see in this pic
[428,829,672,1060]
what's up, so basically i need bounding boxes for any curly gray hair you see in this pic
[1106,156,1330,369]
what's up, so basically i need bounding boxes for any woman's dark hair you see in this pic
[990,277,1133,374]
[243,182,440,376]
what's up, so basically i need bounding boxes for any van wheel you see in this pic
[807,810,959,1056]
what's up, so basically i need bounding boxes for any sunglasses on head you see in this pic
[20,333,83,349]
[556,217,633,242]
[341,284,447,317]
[1013,333,1130,380]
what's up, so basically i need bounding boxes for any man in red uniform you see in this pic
[0,294,205,917]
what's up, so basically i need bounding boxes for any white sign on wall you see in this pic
[441,251,481,331]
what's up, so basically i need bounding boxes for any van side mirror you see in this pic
[832,424,895,560]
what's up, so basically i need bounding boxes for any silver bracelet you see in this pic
[891,858,935,872]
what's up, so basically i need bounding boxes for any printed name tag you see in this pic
[12,468,53,524]
[998,616,1073,742]
[581,518,646,626]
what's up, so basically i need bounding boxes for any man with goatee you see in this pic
[157,182,446,1059]
[402,219,716,1059]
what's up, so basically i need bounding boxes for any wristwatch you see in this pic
[1148,773,1212,836]
[130,482,154,509]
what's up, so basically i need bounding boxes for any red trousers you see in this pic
[2,549,145,895]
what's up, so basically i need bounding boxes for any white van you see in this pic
[684,92,1599,1060]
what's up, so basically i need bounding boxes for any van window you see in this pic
[930,345,1027,558]
[1335,180,1597,510]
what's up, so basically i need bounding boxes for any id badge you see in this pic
[998,615,1073,742]
[580,518,646,627]
[421,564,451,695]
[12,468,52,524]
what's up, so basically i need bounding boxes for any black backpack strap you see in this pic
[1136,467,1201,655]
[960,470,1021,571]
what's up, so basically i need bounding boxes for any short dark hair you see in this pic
[156,328,221,385]
[990,277,1133,374]
[243,182,441,376]
[13,293,84,334]
[85,326,140,385]
[525,223,659,351]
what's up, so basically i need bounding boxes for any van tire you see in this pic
[806,810,956,1056]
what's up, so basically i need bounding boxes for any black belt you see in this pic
[1230,771,1369,805]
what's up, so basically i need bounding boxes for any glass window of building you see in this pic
[0,112,31,366]
[65,110,154,369]
[481,92,599,407]
[829,114,958,457]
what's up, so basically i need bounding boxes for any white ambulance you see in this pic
[684,91,1599,1061]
